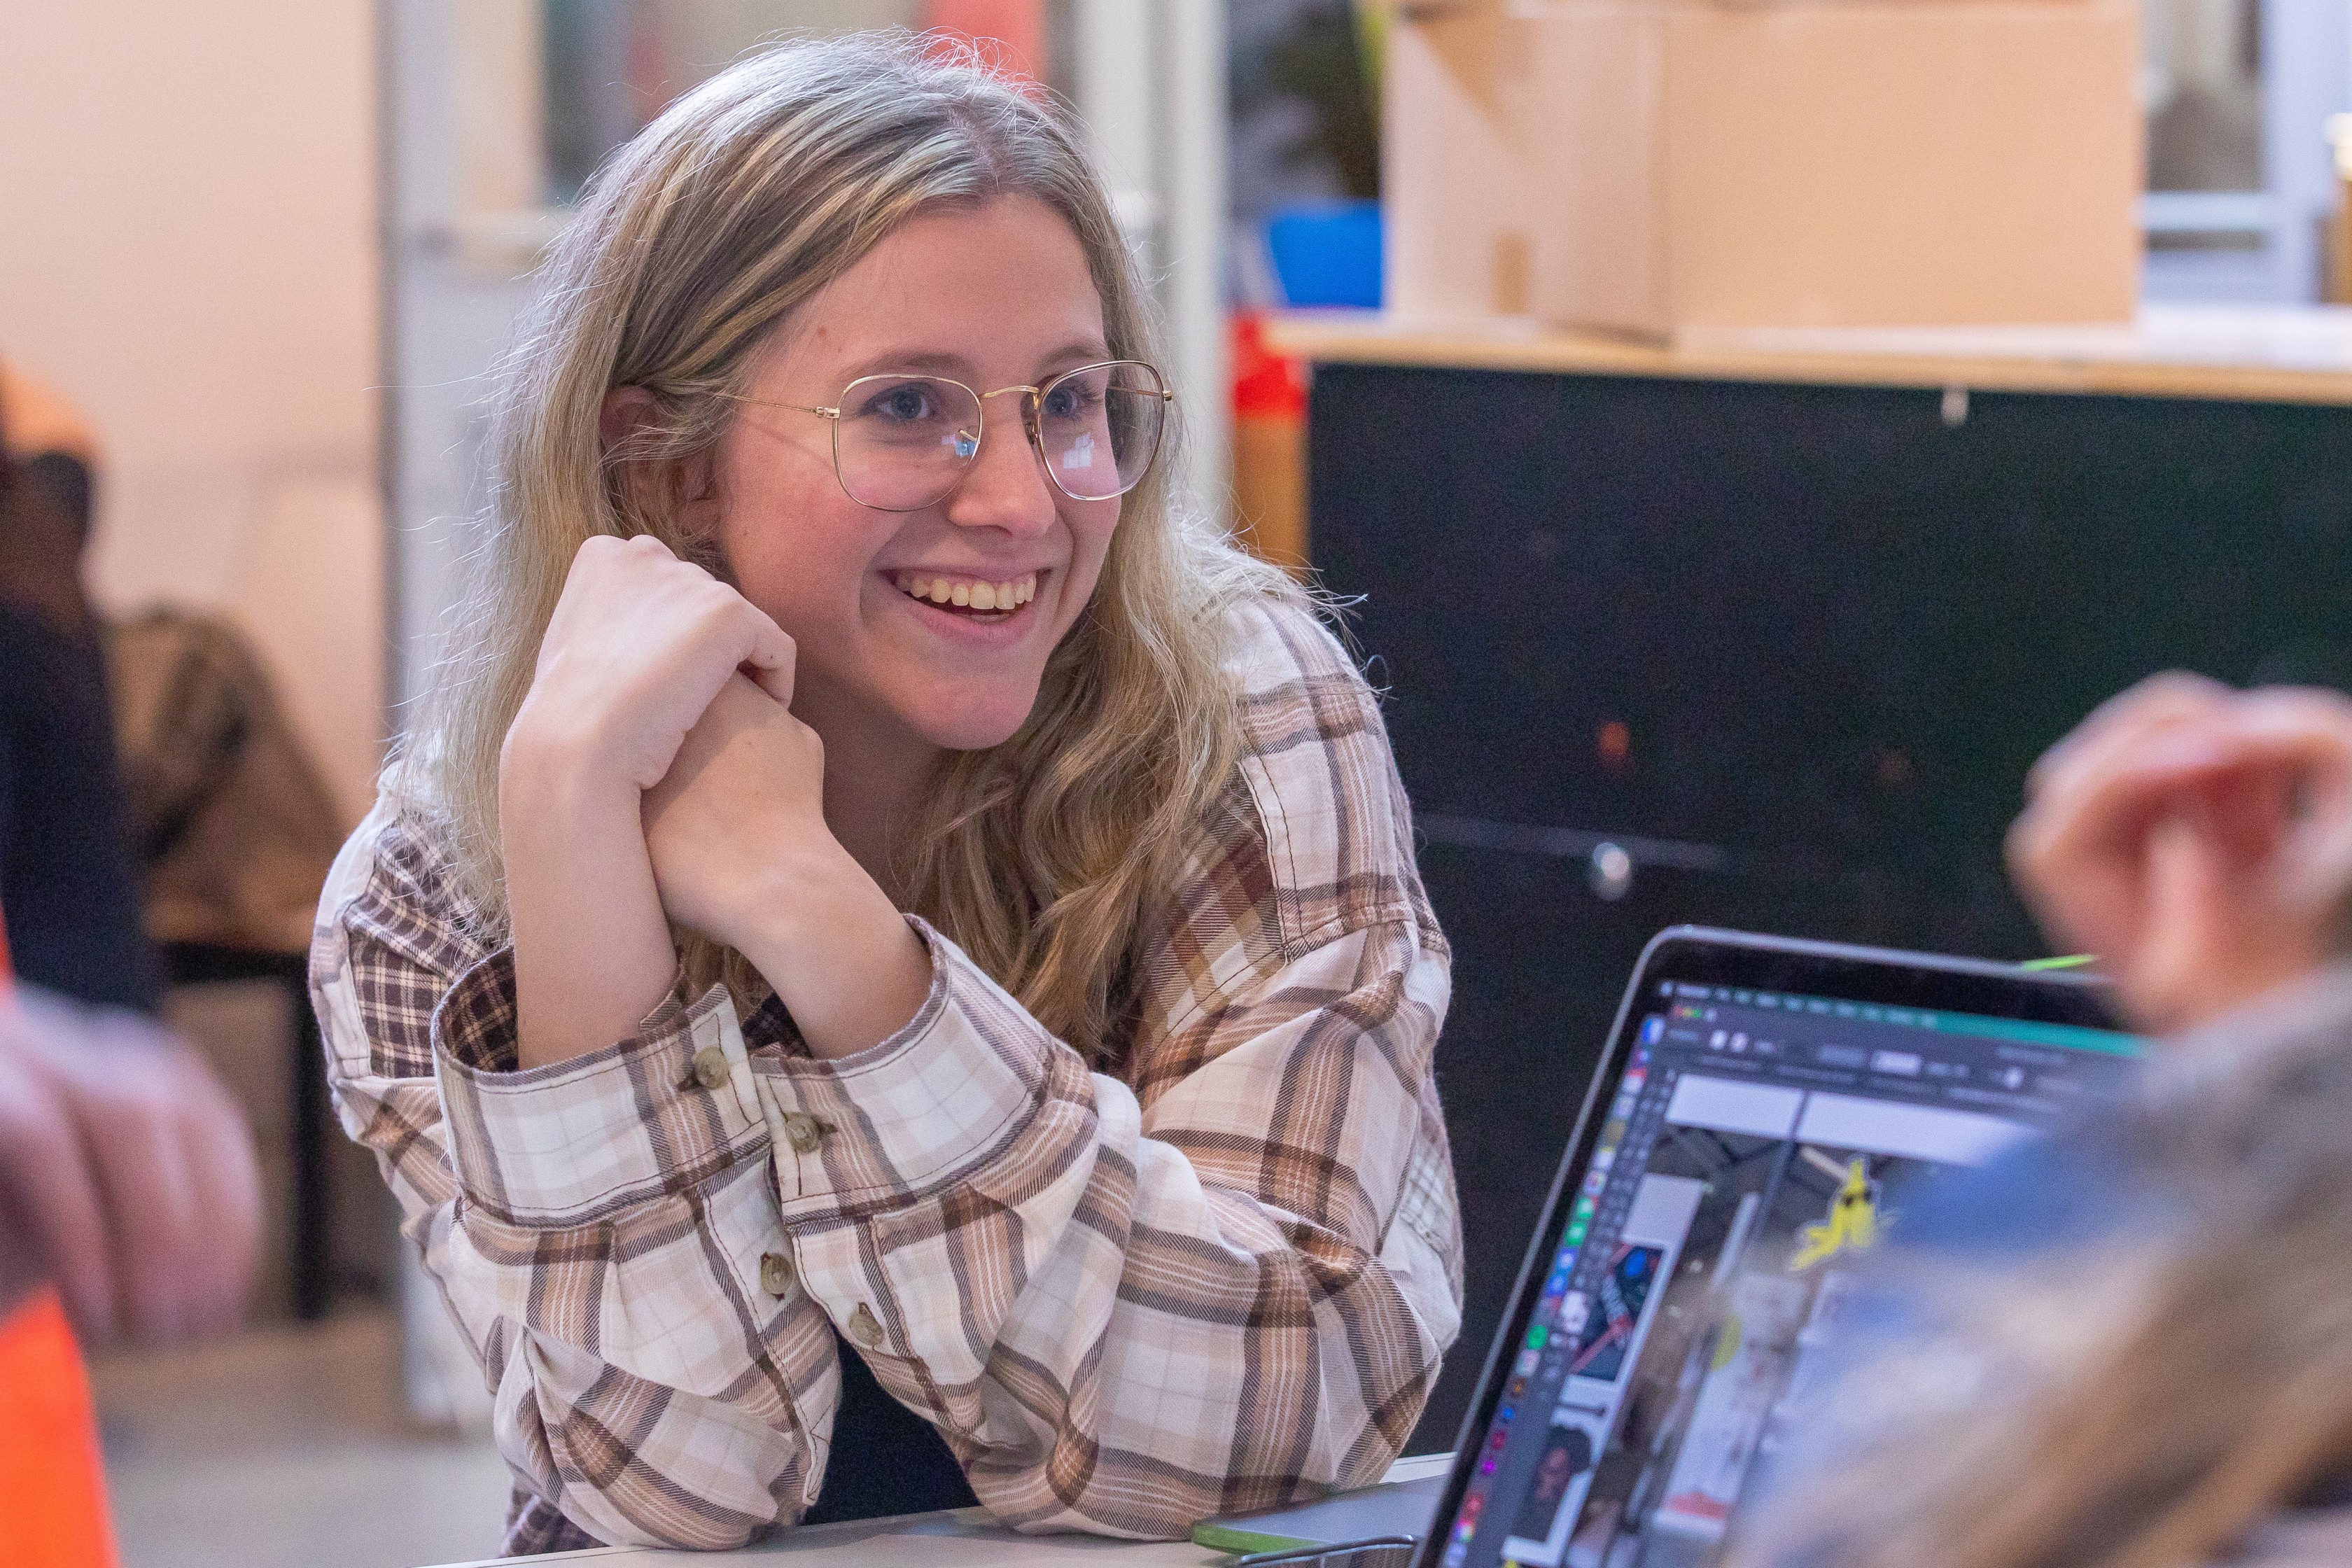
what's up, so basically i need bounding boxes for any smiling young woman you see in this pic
[312,34,1461,1555]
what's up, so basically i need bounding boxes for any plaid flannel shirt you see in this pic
[310,598,1462,1554]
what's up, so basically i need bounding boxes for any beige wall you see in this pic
[0,2,384,822]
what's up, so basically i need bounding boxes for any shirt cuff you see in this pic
[754,917,1058,1223]
[430,946,769,1227]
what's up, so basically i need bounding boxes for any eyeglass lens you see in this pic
[832,363,1166,510]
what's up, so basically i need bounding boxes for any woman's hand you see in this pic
[640,675,829,937]
[644,677,932,1059]
[2008,673,2352,1035]
[506,533,797,792]
[500,534,795,1068]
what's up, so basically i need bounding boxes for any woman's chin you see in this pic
[902,689,1040,753]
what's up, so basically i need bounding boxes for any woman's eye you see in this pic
[1043,384,1098,421]
[866,384,939,422]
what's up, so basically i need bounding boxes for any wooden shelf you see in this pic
[1263,305,2352,406]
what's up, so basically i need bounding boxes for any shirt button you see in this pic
[691,1045,730,1091]
[780,1111,828,1154]
[848,1303,885,1349]
[759,1252,794,1297]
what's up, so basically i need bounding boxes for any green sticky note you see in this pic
[1192,1522,1321,1556]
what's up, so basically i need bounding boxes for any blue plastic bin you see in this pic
[1264,201,1383,309]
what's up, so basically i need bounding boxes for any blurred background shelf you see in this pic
[1266,304,2352,405]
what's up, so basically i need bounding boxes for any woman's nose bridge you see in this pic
[957,385,1053,519]
[977,384,1044,444]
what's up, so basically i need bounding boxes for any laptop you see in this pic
[1196,926,2136,1566]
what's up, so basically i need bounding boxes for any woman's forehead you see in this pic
[770,196,1107,386]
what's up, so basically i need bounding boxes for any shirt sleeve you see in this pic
[762,906,1462,1537]
[309,808,827,1551]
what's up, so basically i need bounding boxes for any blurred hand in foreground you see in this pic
[2009,673,2352,1035]
[0,985,262,1343]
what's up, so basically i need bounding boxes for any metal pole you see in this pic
[1071,0,1228,532]
[1161,0,1231,533]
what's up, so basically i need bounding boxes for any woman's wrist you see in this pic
[500,692,635,807]
[500,711,681,1070]
[722,840,932,1060]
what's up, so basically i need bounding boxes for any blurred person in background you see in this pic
[1,357,263,1336]
[0,358,157,1011]
[314,32,1460,1557]
[1,362,265,1566]
[1736,675,2352,1568]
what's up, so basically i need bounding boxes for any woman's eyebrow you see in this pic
[841,349,972,379]
[836,342,1117,384]
[1035,340,1114,373]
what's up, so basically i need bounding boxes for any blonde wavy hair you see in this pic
[396,33,1298,1061]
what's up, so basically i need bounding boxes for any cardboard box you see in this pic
[1385,4,1544,319]
[1385,0,2143,335]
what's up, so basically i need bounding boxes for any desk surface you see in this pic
[1261,305,2352,405]
[425,1455,1457,1568]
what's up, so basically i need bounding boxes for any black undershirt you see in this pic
[797,1326,980,1525]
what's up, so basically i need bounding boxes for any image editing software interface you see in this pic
[1441,979,2136,1568]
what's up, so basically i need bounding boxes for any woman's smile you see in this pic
[877,566,1056,654]
[889,567,1041,617]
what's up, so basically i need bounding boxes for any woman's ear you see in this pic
[598,386,659,456]
[599,387,721,538]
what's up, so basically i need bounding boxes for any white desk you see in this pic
[424,1455,1457,1568]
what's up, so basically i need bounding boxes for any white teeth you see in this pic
[897,570,1040,610]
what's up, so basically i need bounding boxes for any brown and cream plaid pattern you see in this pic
[310,600,1463,1554]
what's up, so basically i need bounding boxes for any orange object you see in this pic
[1229,316,1310,570]
[0,904,120,1568]
[0,361,100,467]
[0,1291,118,1568]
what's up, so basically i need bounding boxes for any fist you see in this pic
[506,534,797,795]
[642,673,835,946]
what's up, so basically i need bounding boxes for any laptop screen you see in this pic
[1431,933,2136,1568]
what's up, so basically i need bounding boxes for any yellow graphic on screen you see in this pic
[1789,1158,1879,1271]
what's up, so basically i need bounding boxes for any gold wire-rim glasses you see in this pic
[735,358,1173,512]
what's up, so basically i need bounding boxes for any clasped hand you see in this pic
[511,532,831,948]
[503,535,928,1066]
